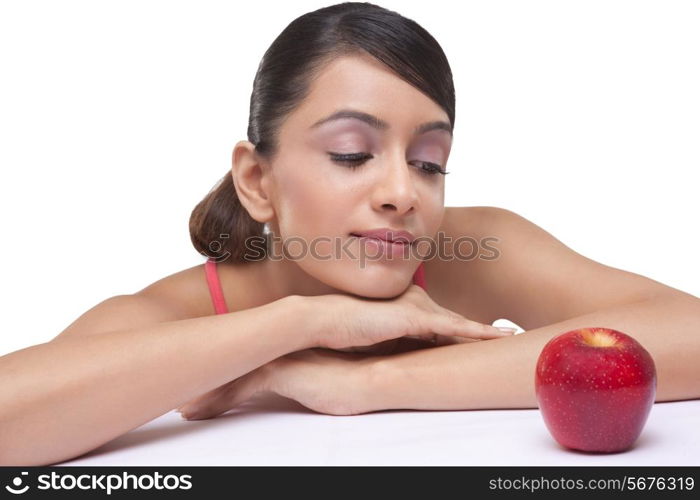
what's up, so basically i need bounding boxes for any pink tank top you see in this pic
[204,258,427,315]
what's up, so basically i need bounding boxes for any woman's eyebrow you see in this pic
[310,109,452,137]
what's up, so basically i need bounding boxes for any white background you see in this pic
[0,0,698,355]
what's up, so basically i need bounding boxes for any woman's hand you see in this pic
[176,285,515,419]
[177,348,379,420]
[175,337,453,419]
[313,283,515,350]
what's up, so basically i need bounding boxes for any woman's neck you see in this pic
[258,256,342,300]
[216,255,341,313]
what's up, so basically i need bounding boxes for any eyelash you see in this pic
[328,152,449,176]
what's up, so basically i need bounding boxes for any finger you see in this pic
[422,311,516,340]
[392,337,438,354]
[180,370,263,420]
[404,332,438,343]
[434,335,468,346]
[409,287,477,326]
[407,333,469,346]
[176,382,232,415]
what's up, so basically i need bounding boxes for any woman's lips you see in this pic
[349,233,412,257]
[350,228,416,243]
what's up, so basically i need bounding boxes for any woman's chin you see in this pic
[339,272,414,298]
[346,286,409,300]
[297,261,412,298]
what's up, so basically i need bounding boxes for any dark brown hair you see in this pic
[189,1,455,263]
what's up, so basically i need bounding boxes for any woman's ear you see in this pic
[231,140,275,224]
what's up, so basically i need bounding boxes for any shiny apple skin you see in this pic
[535,327,657,453]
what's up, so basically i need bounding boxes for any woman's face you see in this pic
[266,53,452,297]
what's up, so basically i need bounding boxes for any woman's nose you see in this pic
[370,157,419,214]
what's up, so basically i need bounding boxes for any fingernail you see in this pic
[495,327,517,334]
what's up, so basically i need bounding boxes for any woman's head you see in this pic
[190,2,455,296]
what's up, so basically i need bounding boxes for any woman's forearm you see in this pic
[366,294,700,411]
[0,294,315,466]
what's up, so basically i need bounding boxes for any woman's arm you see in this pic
[170,208,700,419]
[0,294,315,466]
[365,293,700,411]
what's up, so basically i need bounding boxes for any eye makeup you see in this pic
[328,151,449,176]
[311,115,451,176]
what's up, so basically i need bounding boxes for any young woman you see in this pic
[1,2,698,466]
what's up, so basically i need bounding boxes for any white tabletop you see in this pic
[57,394,700,466]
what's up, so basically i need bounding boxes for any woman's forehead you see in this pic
[284,54,450,134]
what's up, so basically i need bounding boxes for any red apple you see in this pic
[535,327,656,453]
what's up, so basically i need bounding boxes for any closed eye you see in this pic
[328,152,449,176]
[329,152,372,168]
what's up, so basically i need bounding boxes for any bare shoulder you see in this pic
[52,264,213,341]
[424,206,509,324]
[136,263,215,320]
[427,206,685,331]
[437,205,508,237]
